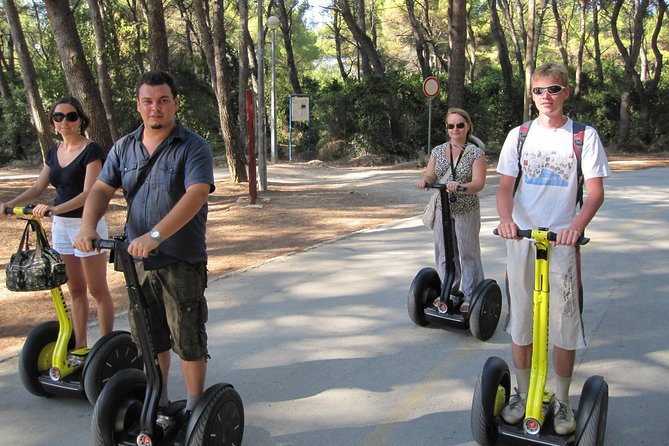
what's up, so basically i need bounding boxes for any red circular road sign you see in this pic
[423,76,441,98]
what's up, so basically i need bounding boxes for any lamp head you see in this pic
[268,16,280,31]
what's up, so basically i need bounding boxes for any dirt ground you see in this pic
[1,152,667,359]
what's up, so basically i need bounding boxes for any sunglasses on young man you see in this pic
[447,122,466,130]
[531,85,566,96]
[52,112,80,122]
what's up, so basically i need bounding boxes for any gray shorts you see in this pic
[131,261,209,361]
[504,239,585,350]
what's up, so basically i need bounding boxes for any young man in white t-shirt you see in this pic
[495,63,610,435]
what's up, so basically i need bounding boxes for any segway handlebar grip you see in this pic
[493,228,589,245]
[426,183,467,192]
[4,205,52,216]
[93,238,128,252]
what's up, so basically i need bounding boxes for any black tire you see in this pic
[91,368,147,446]
[575,375,608,446]
[83,331,143,405]
[471,356,511,446]
[407,267,440,326]
[185,384,244,446]
[469,279,502,341]
[18,321,74,397]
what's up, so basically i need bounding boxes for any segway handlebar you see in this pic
[426,184,467,193]
[493,228,589,245]
[3,205,52,216]
[93,238,126,252]
[93,238,158,256]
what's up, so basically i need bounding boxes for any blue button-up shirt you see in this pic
[99,121,215,269]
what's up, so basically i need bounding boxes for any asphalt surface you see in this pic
[0,166,667,445]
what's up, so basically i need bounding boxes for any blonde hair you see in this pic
[532,63,569,87]
[446,107,474,139]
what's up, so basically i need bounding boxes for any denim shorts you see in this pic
[131,260,209,361]
[52,216,108,257]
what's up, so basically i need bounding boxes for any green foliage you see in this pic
[311,71,439,161]
[464,66,523,153]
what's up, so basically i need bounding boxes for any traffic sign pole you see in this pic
[422,76,441,156]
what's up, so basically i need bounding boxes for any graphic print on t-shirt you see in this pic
[521,149,575,187]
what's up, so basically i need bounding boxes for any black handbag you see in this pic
[5,219,68,292]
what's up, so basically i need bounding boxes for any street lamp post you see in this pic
[268,16,280,164]
[257,0,267,191]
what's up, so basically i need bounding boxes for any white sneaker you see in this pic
[501,388,526,424]
[553,399,576,435]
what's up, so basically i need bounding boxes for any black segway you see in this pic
[91,238,244,446]
[470,229,608,445]
[5,206,142,405]
[407,184,502,341]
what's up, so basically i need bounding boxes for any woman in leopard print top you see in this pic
[415,108,487,313]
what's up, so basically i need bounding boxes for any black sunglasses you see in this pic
[52,112,80,122]
[447,122,466,130]
[531,85,566,95]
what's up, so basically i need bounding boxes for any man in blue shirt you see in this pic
[75,71,215,422]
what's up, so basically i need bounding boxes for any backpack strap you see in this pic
[513,120,533,197]
[571,120,585,207]
[513,119,586,208]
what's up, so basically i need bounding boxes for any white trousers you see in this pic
[432,207,484,301]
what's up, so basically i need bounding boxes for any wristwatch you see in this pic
[150,228,161,243]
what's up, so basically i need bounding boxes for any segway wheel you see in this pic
[92,368,147,446]
[83,330,143,405]
[471,356,511,446]
[469,279,502,341]
[185,384,244,446]
[574,375,608,446]
[19,321,75,397]
[407,267,441,326]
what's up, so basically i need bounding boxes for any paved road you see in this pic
[0,167,667,445]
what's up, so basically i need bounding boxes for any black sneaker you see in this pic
[156,401,188,436]
[171,410,193,446]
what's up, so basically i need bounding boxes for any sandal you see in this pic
[433,297,441,308]
[459,300,470,313]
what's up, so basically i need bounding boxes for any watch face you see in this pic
[151,230,160,239]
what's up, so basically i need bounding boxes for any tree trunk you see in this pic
[356,0,372,76]
[211,0,246,182]
[632,0,666,143]
[498,0,525,86]
[550,0,569,69]
[592,0,604,83]
[611,0,648,146]
[0,43,23,159]
[43,0,113,151]
[4,0,53,160]
[574,0,588,99]
[277,0,302,93]
[465,5,477,84]
[335,0,384,76]
[406,0,432,79]
[238,0,251,179]
[145,0,170,71]
[488,0,514,100]
[448,0,467,108]
[332,10,350,80]
[523,0,536,121]
[87,0,119,142]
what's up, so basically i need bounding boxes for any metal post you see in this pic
[257,0,267,191]
[268,16,280,164]
[427,98,433,155]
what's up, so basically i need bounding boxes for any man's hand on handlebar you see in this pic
[73,227,101,253]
